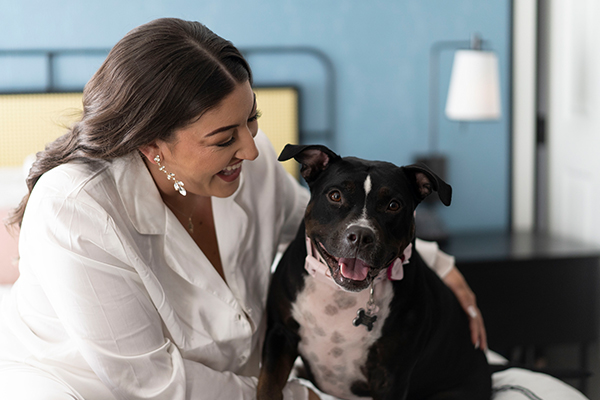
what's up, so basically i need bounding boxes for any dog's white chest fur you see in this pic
[292,274,394,399]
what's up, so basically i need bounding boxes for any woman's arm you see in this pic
[414,238,487,350]
[442,267,487,350]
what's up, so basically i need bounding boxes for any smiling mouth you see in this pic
[220,161,242,176]
[315,240,375,290]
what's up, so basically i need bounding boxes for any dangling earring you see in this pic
[154,154,187,196]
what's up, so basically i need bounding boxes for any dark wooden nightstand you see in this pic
[440,230,600,394]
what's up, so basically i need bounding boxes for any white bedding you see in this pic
[492,368,588,399]
[302,354,590,400]
[0,284,11,303]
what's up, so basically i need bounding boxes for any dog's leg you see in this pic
[257,322,300,400]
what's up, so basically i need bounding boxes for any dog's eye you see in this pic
[387,200,401,211]
[328,190,342,203]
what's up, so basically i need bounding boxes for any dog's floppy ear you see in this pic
[278,144,341,183]
[402,164,452,206]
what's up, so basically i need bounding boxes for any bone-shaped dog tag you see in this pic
[353,308,377,331]
[352,281,378,331]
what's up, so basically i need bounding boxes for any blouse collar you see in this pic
[111,152,247,236]
[111,152,166,235]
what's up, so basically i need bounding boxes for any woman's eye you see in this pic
[217,136,236,147]
[328,190,342,203]
[387,200,401,211]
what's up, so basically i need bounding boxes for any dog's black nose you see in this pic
[345,226,375,248]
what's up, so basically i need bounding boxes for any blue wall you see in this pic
[0,0,512,233]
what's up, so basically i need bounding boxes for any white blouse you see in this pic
[0,131,310,399]
[0,130,454,400]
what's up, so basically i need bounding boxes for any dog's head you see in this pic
[279,144,452,292]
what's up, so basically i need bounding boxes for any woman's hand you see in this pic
[443,268,488,350]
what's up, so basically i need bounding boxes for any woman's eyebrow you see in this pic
[207,124,238,137]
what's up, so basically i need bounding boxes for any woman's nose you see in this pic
[237,127,259,161]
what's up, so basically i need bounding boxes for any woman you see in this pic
[0,18,485,400]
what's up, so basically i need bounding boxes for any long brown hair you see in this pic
[7,18,251,227]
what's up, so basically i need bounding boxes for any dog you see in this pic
[257,144,491,400]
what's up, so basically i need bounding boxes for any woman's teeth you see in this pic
[221,162,242,176]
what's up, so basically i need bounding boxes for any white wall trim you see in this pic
[511,0,538,232]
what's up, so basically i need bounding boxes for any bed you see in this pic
[0,88,592,400]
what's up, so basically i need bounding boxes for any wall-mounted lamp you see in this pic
[415,33,501,241]
[445,37,501,121]
[426,33,501,158]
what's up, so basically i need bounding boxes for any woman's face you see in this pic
[151,80,260,198]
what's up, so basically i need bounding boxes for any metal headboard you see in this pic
[0,46,336,146]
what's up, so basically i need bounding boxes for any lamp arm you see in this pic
[428,40,470,153]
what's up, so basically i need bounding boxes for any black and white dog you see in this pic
[257,144,491,400]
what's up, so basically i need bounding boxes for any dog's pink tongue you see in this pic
[339,258,370,281]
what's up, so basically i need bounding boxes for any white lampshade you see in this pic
[445,50,501,120]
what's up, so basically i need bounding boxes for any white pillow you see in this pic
[492,368,589,400]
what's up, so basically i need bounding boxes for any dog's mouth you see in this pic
[316,240,376,291]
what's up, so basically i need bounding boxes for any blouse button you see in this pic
[237,314,242,321]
